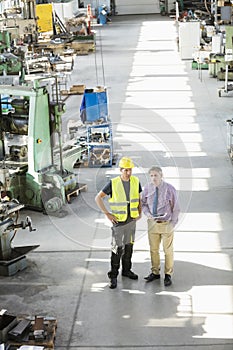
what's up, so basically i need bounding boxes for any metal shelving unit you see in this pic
[87,123,113,167]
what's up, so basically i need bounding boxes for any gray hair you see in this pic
[148,166,163,175]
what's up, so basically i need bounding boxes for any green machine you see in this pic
[0,31,22,75]
[0,81,82,216]
[0,30,11,51]
[0,53,22,76]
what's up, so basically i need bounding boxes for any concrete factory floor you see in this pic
[1,14,233,350]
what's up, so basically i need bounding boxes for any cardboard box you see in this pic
[70,85,86,94]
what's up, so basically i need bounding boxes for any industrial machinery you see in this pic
[0,30,22,76]
[0,0,38,45]
[0,30,11,51]
[0,79,85,216]
[0,198,37,276]
[0,53,22,76]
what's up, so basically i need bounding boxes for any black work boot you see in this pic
[107,272,117,289]
[122,270,138,279]
[107,247,123,289]
[122,244,138,279]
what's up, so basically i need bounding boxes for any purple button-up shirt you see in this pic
[141,180,180,226]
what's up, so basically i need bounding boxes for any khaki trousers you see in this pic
[147,219,174,275]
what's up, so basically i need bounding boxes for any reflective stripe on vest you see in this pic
[109,176,139,221]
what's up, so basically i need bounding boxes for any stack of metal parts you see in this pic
[0,311,57,349]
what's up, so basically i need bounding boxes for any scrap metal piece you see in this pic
[8,319,31,341]
[33,316,45,341]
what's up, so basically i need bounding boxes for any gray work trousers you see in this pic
[108,220,136,278]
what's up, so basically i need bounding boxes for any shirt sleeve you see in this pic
[101,180,112,196]
[141,185,151,217]
[170,186,180,227]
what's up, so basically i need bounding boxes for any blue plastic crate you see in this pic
[80,89,108,122]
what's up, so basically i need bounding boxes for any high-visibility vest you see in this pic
[109,176,140,221]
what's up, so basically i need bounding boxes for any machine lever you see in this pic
[25,216,36,231]
[8,216,36,232]
[20,216,36,231]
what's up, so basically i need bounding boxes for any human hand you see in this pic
[134,213,142,221]
[105,212,118,224]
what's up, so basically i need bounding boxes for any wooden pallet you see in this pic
[60,84,86,96]
[71,40,95,54]
[66,183,88,203]
[60,90,84,96]
[7,317,57,349]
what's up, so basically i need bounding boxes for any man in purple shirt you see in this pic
[141,166,180,286]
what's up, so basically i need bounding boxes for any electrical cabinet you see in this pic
[87,123,113,167]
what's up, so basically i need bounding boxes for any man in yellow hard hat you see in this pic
[95,156,142,289]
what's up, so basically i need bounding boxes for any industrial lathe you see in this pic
[0,79,85,217]
[0,198,37,276]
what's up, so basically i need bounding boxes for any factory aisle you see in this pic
[1,14,233,350]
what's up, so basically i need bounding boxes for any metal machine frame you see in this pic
[0,80,83,216]
[0,199,38,276]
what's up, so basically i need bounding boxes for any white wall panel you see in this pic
[178,21,200,59]
[53,0,78,21]
[115,0,160,15]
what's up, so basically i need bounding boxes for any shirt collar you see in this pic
[152,180,163,189]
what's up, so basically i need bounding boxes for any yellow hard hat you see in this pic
[119,157,134,169]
